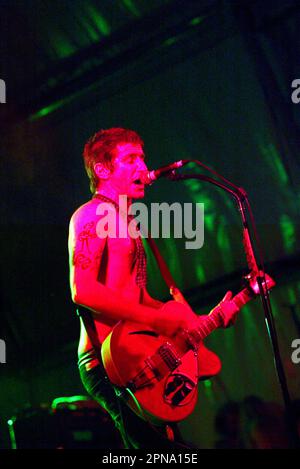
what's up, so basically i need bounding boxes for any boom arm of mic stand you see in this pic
[170,172,299,448]
[171,173,260,272]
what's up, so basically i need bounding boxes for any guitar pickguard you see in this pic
[164,372,197,406]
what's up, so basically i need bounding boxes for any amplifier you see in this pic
[8,396,122,449]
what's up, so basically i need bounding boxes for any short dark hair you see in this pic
[83,127,144,194]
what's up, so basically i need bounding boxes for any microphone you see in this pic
[140,160,189,185]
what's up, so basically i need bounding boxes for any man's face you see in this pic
[109,142,148,199]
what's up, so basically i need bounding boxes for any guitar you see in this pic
[101,273,275,424]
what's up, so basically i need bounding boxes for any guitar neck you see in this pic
[175,272,275,354]
[184,287,254,346]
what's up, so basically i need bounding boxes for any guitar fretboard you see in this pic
[190,287,253,343]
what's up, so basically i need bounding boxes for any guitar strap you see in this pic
[145,235,189,307]
[76,306,103,364]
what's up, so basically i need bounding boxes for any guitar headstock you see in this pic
[244,271,276,296]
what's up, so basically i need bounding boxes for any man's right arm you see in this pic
[68,203,200,337]
[68,203,240,338]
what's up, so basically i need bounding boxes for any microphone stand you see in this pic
[169,171,299,448]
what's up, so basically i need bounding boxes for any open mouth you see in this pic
[132,178,143,186]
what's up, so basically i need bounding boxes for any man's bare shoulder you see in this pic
[70,198,118,243]
[68,198,107,273]
[70,198,100,227]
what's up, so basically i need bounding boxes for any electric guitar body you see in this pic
[101,320,221,423]
[102,274,275,424]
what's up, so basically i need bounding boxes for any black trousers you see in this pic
[78,349,187,449]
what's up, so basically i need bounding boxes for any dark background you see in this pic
[0,0,300,448]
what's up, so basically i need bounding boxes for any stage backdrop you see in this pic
[1,0,300,448]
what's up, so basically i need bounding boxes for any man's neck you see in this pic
[95,186,132,206]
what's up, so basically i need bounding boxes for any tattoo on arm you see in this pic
[78,221,97,253]
[73,221,102,271]
[73,252,92,270]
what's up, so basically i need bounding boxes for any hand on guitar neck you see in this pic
[209,271,276,329]
[153,271,275,345]
[209,290,240,328]
[151,290,240,341]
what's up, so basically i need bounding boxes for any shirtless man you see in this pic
[68,127,240,448]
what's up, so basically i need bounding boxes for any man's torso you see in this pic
[69,198,142,355]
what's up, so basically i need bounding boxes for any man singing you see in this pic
[68,127,240,448]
